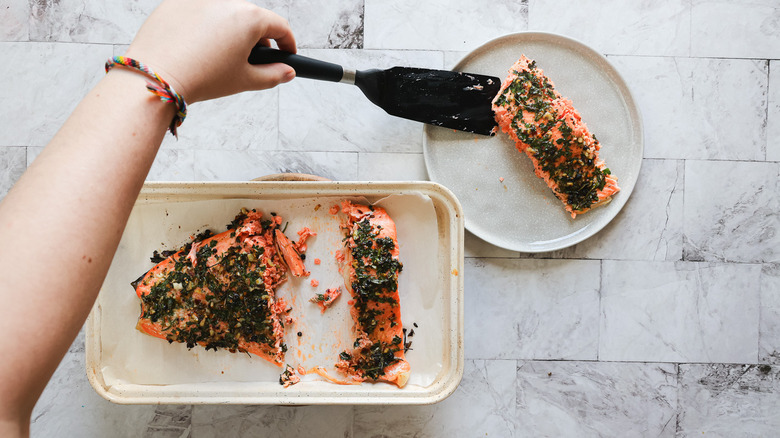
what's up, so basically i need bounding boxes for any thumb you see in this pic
[246,63,296,90]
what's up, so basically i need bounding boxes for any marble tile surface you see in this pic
[683,160,780,263]
[146,149,197,181]
[190,405,353,438]
[464,258,600,360]
[288,0,363,48]
[691,0,780,59]
[600,261,761,363]
[0,42,111,147]
[443,51,470,71]
[29,0,158,44]
[517,361,677,437]
[0,0,28,41]
[190,150,358,181]
[353,360,517,437]
[759,263,780,364]
[464,230,520,258]
[278,49,443,153]
[581,159,684,261]
[357,152,428,181]
[364,0,528,51]
[0,146,26,200]
[608,56,768,161]
[529,0,691,57]
[768,60,780,162]
[677,363,780,435]
[160,90,280,152]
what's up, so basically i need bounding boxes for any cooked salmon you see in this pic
[280,364,301,387]
[310,287,341,313]
[492,55,620,218]
[334,201,410,388]
[132,209,306,366]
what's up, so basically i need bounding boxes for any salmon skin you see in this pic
[133,208,306,366]
[492,55,620,218]
[335,201,410,388]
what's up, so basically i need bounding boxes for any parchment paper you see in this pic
[97,193,443,390]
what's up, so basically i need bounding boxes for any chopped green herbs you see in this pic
[338,215,404,380]
[493,59,613,212]
[137,211,284,358]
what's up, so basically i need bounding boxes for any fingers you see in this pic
[253,8,297,54]
[246,63,296,90]
[244,8,297,91]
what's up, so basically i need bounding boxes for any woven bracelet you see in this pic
[105,56,187,136]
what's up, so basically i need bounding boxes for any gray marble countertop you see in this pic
[2,0,779,436]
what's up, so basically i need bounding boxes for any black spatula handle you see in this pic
[248,46,344,82]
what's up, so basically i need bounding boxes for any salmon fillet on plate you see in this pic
[492,55,620,218]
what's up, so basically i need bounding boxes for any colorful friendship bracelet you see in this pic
[105,56,187,136]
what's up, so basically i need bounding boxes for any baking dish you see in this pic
[85,180,464,405]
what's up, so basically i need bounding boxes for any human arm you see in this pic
[0,1,296,435]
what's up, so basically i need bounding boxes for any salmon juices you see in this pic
[492,55,620,218]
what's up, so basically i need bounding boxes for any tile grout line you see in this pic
[605,52,780,61]
[596,259,603,362]
[6,41,780,62]
[675,362,682,435]
[675,159,684,262]
[463,254,766,266]
[756,262,765,364]
[680,159,687,262]
[466,357,777,366]
[355,149,361,179]
[276,76,281,152]
[349,403,356,438]
[765,60,771,162]
[688,0,693,58]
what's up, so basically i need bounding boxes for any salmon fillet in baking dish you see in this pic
[492,55,620,218]
[335,201,410,388]
[132,209,306,367]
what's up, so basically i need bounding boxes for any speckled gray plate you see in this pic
[423,32,643,253]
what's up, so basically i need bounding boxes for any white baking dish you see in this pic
[85,181,464,405]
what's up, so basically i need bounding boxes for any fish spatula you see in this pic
[249,46,501,136]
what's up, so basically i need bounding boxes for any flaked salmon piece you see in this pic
[492,55,620,218]
[280,364,301,387]
[310,287,341,313]
[335,201,410,388]
[295,227,316,253]
[275,229,309,277]
[132,209,306,367]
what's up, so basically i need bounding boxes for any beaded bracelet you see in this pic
[105,56,187,136]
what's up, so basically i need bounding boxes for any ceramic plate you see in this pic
[423,32,643,252]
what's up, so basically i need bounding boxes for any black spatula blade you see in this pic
[248,47,501,135]
[356,68,501,136]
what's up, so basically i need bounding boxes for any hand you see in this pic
[124,0,297,103]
